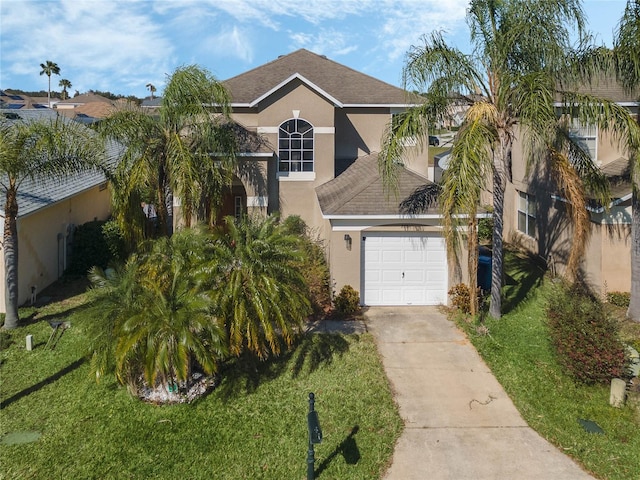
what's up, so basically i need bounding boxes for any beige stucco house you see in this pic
[0,109,115,312]
[219,49,464,306]
[504,79,638,295]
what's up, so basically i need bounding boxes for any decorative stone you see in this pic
[26,334,33,351]
[610,378,627,408]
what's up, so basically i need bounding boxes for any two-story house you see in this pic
[217,49,462,306]
[504,78,639,295]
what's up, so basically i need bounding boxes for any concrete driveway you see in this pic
[365,306,595,480]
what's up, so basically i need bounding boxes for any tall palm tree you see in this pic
[210,215,311,359]
[39,60,60,108]
[611,0,640,321]
[59,79,72,100]
[98,65,238,245]
[0,116,105,328]
[380,0,639,318]
[86,228,227,389]
[146,83,156,100]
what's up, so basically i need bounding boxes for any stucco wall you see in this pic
[0,184,111,313]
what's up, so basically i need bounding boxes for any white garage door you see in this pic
[362,232,447,306]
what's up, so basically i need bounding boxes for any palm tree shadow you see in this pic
[290,333,352,378]
[315,425,361,477]
[501,248,547,313]
[215,333,352,400]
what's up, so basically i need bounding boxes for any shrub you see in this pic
[283,216,332,317]
[102,220,128,262]
[606,291,630,308]
[547,282,627,385]
[448,283,485,314]
[67,220,112,275]
[334,285,360,315]
[478,211,494,243]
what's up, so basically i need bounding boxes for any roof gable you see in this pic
[224,49,417,107]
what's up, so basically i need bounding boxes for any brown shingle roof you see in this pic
[316,153,439,216]
[224,49,417,106]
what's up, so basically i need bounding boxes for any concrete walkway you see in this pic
[365,306,595,480]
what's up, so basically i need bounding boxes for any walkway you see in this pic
[365,306,595,480]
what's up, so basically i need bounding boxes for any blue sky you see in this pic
[0,0,630,99]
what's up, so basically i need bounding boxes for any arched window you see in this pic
[278,118,314,172]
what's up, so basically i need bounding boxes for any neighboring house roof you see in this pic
[56,93,114,106]
[0,91,54,109]
[316,153,440,216]
[0,109,121,219]
[141,97,162,108]
[224,49,418,107]
[557,77,640,104]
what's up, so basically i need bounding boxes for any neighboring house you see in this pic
[504,79,639,295]
[0,90,53,109]
[0,109,117,312]
[213,49,465,306]
[55,92,117,124]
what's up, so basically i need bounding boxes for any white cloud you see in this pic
[289,30,358,57]
[202,26,255,64]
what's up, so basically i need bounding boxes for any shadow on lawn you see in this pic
[0,357,86,410]
[216,333,352,400]
[501,248,547,314]
[315,425,361,477]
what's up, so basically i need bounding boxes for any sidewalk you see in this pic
[365,306,595,480]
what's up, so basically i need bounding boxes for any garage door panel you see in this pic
[363,232,447,306]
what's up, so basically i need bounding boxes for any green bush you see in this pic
[334,285,360,315]
[478,209,494,243]
[101,220,128,262]
[606,291,631,308]
[67,221,113,275]
[547,282,627,385]
[283,216,332,317]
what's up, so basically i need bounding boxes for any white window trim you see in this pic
[278,118,315,175]
[277,171,316,181]
[517,191,536,238]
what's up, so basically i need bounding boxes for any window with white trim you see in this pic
[569,119,597,160]
[517,191,536,237]
[278,118,314,172]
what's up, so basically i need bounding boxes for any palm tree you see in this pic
[59,79,72,100]
[613,0,640,321]
[0,116,105,328]
[98,65,238,245]
[86,228,227,389]
[39,60,60,108]
[210,215,311,359]
[146,83,156,100]
[380,0,640,319]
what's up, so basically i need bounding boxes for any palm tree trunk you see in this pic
[489,167,505,319]
[3,186,20,328]
[628,185,640,321]
[47,74,51,108]
[467,215,479,316]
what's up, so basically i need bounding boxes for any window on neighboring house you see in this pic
[569,119,597,161]
[278,118,314,172]
[517,191,536,237]
[234,196,243,220]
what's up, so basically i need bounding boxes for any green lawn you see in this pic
[0,288,402,479]
[456,250,640,480]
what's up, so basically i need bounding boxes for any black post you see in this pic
[307,392,316,480]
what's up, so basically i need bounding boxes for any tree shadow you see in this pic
[315,425,361,477]
[0,357,86,410]
[215,333,352,401]
[501,247,547,314]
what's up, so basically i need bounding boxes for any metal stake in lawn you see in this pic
[307,392,323,480]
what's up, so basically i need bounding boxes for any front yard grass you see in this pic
[0,287,402,479]
[456,250,640,480]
